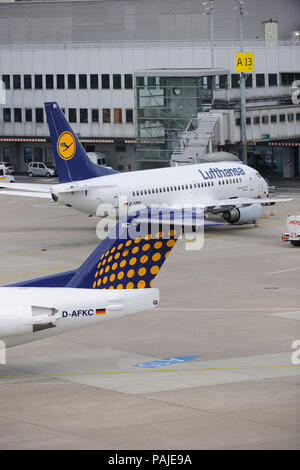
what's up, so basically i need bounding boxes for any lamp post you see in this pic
[239,1,248,164]
[202,1,215,69]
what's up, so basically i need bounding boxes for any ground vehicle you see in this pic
[28,162,57,178]
[0,167,15,183]
[282,216,300,246]
[0,162,14,175]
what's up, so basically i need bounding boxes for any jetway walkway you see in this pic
[170,112,227,166]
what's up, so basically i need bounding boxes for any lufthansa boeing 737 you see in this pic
[0,102,291,225]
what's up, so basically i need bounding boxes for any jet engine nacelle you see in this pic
[0,305,33,337]
[222,203,263,225]
[0,304,57,338]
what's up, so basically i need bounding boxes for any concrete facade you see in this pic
[0,0,299,44]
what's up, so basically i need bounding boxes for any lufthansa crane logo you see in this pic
[57,131,76,160]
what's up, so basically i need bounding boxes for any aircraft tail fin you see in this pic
[66,208,182,290]
[44,102,117,184]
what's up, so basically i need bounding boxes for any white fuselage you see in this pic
[0,287,159,348]
[51,162,268,215]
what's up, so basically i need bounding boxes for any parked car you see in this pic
[28,162,57,178]
[0,161,14,175]
[0,167,15,183]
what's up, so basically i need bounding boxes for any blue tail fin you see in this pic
[44,102,117,184]
[66,208,181,290]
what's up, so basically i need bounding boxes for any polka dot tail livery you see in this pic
[65,208,181,290]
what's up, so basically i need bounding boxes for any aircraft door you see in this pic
[248,176,254,192]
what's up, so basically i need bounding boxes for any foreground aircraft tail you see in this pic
[67,208,181,290]
[8,208,217,289]
[45,102,117,184]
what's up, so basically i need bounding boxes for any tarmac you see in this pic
[0,177,299,450]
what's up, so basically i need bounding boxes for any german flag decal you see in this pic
[96,308,106,315]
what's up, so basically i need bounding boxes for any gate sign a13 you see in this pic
[235,52,254,73]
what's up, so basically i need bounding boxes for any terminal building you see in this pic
[0,0,299,177]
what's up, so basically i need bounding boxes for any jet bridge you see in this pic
[171,111,231,166]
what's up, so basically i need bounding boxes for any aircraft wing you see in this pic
[0,190,52,199]
[197,196,293,212]
[130,207,223,227]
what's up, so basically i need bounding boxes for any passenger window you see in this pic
[0,169,3,176]
[133,191,135,196]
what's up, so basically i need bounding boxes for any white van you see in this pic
[28,162,57,178]
[0,167,15,184]
[282,216,300,246]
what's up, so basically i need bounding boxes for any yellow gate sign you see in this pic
[235,52,254,72]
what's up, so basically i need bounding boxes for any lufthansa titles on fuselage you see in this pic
[198,167,246,180]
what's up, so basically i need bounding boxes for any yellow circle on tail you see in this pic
[57,131,76,160]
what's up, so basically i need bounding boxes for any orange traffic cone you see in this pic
[42,243,47,251]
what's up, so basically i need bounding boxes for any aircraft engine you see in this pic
[222,203,263,225]
[0,304,57,338]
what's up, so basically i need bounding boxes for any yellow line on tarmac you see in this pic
[1,364,299,380]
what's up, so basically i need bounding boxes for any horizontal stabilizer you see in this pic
[0,182,51,193]
[0,190,52,199]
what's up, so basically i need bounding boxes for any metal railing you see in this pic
[0,40,299,49]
